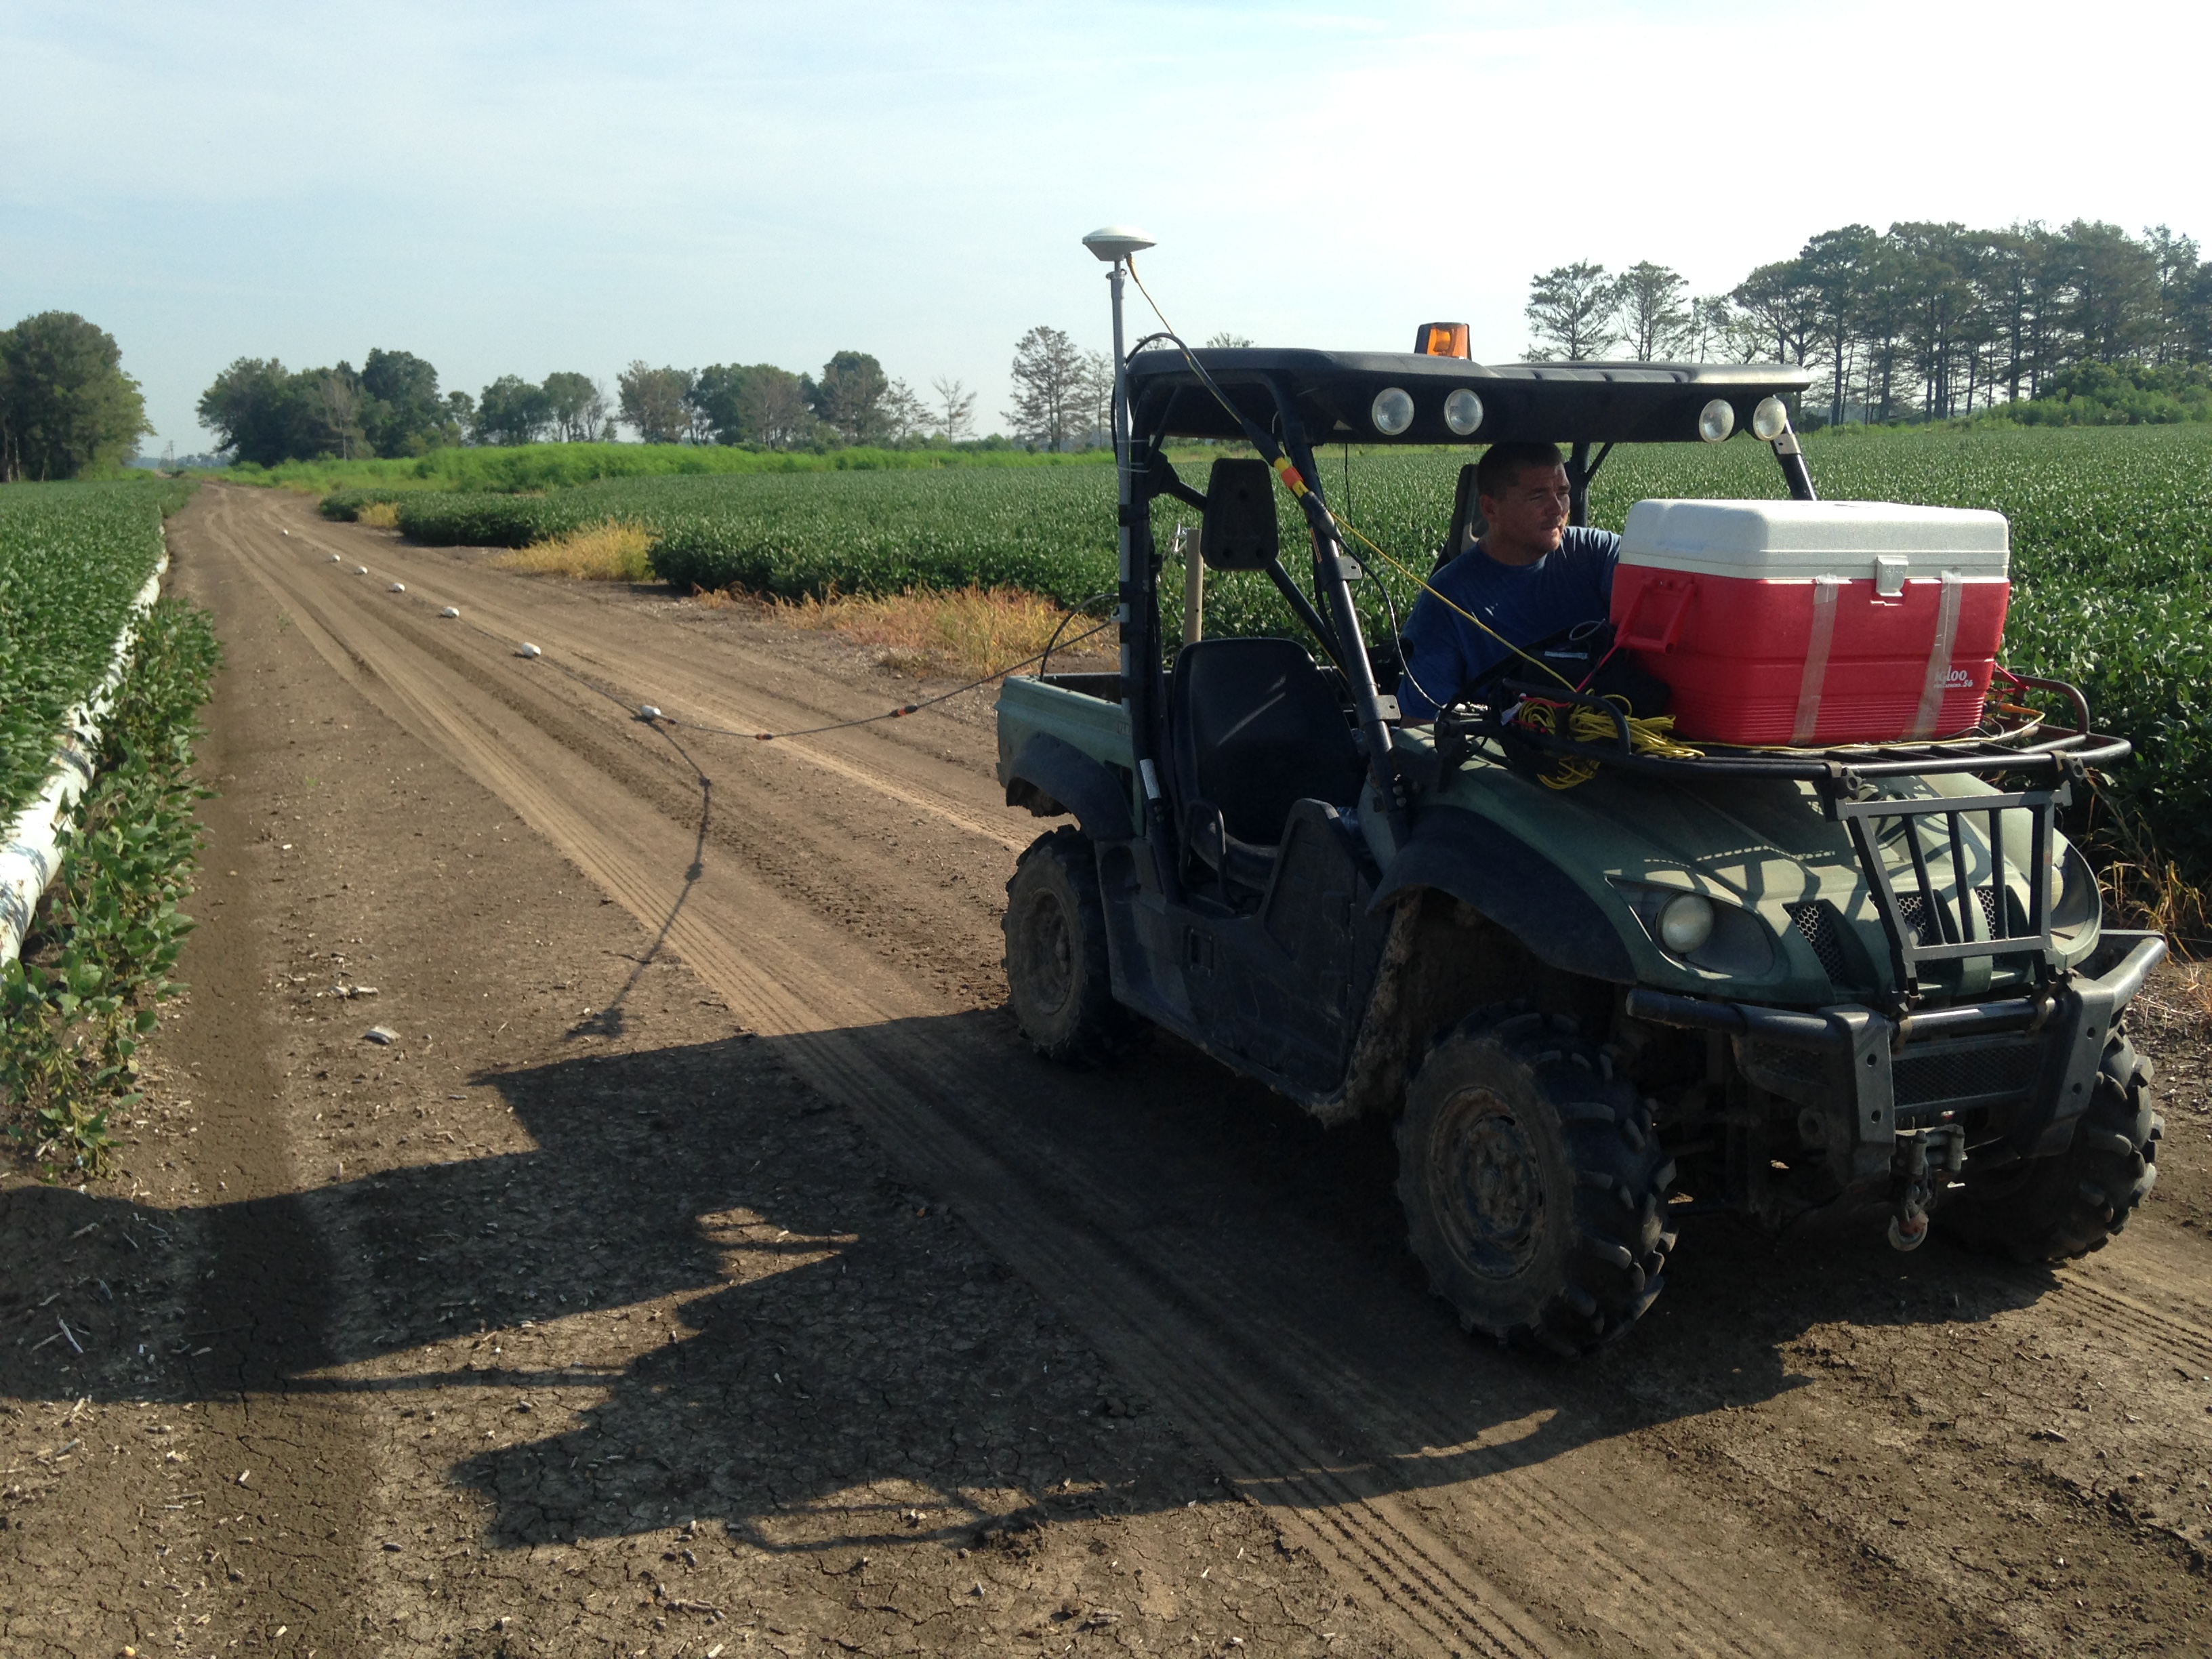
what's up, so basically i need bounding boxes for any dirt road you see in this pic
[5,483,2209,1658]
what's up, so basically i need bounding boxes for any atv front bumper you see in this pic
[1626,930,2167,1176]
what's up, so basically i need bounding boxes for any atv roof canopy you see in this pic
[1105,337,1820,903]
[1126,348,1814,447]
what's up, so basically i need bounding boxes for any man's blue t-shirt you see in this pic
[1395,528,1622,720]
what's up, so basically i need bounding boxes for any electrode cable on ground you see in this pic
[300,539,1114,743]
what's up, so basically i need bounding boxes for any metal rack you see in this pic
[1453,674,2129,787]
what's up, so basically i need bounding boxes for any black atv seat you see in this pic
[1170,638,1364,888]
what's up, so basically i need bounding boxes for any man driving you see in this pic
[1395,441,1621,720]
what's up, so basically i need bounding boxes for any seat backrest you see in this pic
[1429,461,1487,575]
[1170,638,1364,846]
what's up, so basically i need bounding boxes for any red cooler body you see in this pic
[1609,499,2011,747]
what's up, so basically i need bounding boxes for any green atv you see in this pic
[994,316,2163,1355]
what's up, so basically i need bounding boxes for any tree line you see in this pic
[0,312,150,481]
[192,323,1163,464]
[1523,220,2211,425]
[196,349,1014,464]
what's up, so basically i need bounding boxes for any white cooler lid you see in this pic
[1620,499,2009,580]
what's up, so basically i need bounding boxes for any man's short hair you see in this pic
[1476,441,1566,503]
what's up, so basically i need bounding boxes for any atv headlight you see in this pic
[1443,388,1485,436]
[1751,396,1791,441]
[1697,399,1735,443]
[1370,386,1415,436]
[1613,880,1778,977]
[1658,893,1715,954]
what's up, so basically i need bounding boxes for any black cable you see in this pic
[1374,571,1443,715]
[661,617,1115,741]
[1038,591,1117,682]
[308,545,1116,744]
[1337,438,1444,710]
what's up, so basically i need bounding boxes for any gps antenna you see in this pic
[1081,224,1179,892]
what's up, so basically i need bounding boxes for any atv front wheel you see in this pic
[1397,1009,1676,1355]
[1939,1033,2160,1262]
[1002,826,1131,1066]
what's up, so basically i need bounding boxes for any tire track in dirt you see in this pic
[2051,1233,2212,1375]
[202,484,2102,1658]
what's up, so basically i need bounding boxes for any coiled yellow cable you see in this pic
[1512,696,1703,789]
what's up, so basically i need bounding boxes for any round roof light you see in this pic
[1658,893,1715,955]
[1751,395,1791,442]
[1697,398,1736,443]
[1443,388,1486,436]
[1370,386,1415,436]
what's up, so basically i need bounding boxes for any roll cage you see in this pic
[1111,348,1818,903]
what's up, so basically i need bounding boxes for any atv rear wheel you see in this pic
[1003,826,1131,1066]
[1397,1009,1676,1355]
[1939,1033,2160,1262]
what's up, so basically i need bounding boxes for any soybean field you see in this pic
[330,424,2212,879]
[0,480,189,822]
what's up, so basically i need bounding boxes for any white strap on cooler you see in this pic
[1790,576,1843,745]
[1910,571,1965,739]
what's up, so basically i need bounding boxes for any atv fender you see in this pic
[1002,733,1137,842]
[1370,806,1635,983]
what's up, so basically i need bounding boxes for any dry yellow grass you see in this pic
[695,583,1081,678]
[356,500,400,528]
[491,520,657,582]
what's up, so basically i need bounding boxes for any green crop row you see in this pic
[243,439,1117,497]
[385,468,1125,605]
[391,491,577,545]
[3,598,221,1175]
[319,487,409,521]
[0,480,193,824]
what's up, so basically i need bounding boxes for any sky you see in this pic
[3,0,2205,453]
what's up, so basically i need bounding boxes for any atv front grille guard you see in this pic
[1455,674,2131,1004]
[1834,787,2058,998]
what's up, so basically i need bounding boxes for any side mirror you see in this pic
[1198,457,1279,571]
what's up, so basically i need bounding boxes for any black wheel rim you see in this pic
[1019,889,1075,1016]
[1432,1086,1544,1281]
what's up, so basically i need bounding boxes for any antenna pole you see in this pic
[1081,224,1175,895]
[1110,258,1134,700]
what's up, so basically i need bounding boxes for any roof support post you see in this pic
[1105,258,1181,897]
[1772,425,1818,501]
[1277,413,1408,845]
[1567,441,1591,528]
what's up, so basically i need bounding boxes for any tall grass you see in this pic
[735,585,1088,679]
[490,522,657,582]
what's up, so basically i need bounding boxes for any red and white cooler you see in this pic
[1608,499,2011,747]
